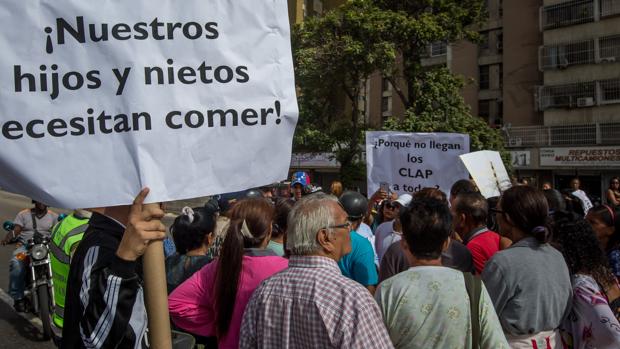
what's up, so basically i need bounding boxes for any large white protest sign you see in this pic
[0,0,298,208]
[459,151,511,198]
[366,132,470,196]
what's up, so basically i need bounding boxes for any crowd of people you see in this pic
[3,172,620,349]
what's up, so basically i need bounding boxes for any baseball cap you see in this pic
[395,194,413,207]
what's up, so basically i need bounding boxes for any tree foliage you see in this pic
[292,0,510,184]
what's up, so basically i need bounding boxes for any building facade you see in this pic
[506,0,620,202]
[288,0,620,200]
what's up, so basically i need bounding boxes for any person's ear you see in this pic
[205,232,214,247]
[317,228,334,253]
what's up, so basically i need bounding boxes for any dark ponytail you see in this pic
[214,198,274,338]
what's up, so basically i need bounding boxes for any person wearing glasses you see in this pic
[482,186,571,348]
[375,194,412,262]
[607,177,620,208]
[239,193,393,349]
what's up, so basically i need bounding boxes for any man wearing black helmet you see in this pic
[338,191,379,294]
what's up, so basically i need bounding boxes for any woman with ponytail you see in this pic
[482,186,572,349]
[168,198,288,349]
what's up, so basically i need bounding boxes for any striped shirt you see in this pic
[239,255,394,349]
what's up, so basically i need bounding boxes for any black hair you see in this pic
[486,196,500,232]
[454,192,488,226]
[450,179,477,199]
[272,198,295,239]
[588,205,620,252]
[543,189,567,213]
[610,177,620,189]
[413,187,448,203]
[500,186,550,243]
[214,198,274,338]
[552,210,617,289]
[400,198,452,260]
[170,206,217,255]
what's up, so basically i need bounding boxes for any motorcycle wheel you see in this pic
[36,284,53,340]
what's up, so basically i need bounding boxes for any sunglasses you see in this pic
[384,201,399,209]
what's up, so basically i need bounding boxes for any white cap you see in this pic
[395,194,412,207]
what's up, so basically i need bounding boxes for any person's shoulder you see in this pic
[16,209,30,217]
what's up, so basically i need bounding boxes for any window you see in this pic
[480,32,489,50]
[542,0,594,30]
[601,0,620,17]
[479,100,490,119]
[600,79,620,103]
[499,64,503,89]
[540,39,595,70]
[381,77,391,92]
[497,32,503,53]
[600,35,620,60]
[381,96,390,113]
[538,81,596,110]
[479,65,490,90]
[430,41,447,56]
[495,100,503,126]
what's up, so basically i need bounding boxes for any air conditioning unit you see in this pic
[508,137,522,147]
[576,97,595,107]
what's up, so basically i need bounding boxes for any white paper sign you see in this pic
[366,131,470,196]
[0,0,298,208]
[459,151,511,198]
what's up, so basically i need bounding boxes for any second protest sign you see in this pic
[366,131,470,196]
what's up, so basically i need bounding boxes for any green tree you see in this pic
[375,0,485,110]
[383,68,511,170]
[292,0,402,185]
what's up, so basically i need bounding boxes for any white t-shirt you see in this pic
[14,209,58,244]
[375,220,401,264]
[356,222,379,266]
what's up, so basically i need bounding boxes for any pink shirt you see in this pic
[168,255,288,349]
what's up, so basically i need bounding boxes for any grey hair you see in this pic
[286,193,339,256]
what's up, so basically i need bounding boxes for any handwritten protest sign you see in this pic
[459,150,511,198]
[0,0,298,208]
[366,132,470,196]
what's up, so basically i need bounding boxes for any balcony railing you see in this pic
[539,34,620,71]
[537,78,620,110]
[504,122,620,147]
[541,0,595,30]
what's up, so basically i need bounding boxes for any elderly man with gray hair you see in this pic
[239,193,394,349]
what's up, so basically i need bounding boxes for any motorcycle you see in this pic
[3,219,56,340]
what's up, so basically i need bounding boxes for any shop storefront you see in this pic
[511,146,620,204]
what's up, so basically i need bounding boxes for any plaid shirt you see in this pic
[239,255,394,349]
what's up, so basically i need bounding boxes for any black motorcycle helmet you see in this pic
[339,191,368,221]
[245,189,264,199]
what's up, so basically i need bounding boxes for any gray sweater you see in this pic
[482,237,572,336]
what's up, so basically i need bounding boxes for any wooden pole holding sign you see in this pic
[143,203,172,349]
[489,161,503,195]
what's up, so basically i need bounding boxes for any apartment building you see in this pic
[506,0,620,201]
[287,0,620,199]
